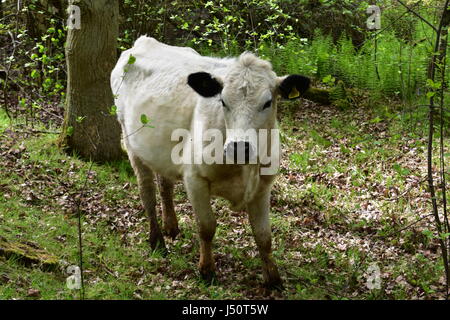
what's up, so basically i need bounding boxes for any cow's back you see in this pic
[111,37,231,180]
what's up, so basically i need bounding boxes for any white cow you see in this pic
[111,36,310,288]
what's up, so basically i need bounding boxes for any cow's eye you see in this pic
[221,99,228,109]
[262,100,272,110]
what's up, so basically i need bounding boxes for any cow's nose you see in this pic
[224,141,254,163]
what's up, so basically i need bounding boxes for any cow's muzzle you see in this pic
[224,141,256,164]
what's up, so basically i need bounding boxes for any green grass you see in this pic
[0,100,448,299]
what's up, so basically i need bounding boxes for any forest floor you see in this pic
[0,97,448,300]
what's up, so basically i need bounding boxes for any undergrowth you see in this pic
[0,98,448,299]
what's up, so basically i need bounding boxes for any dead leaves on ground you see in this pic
[0,99,448,299]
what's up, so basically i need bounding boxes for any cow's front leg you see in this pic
[184,174,216,281]
[130,155,166,253]
[247,189,282,289]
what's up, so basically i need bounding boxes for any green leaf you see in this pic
[140,114,154,128]
[370,116,382,124]
[19,98,26,107]
[124,54,136,73]
[110,105,117,115]
[76,116,86,123]
[322,74,335,84]
[422,229,434,239]
[140,114,149,124]
[31,70,39,79]
[439,232,450,240]
[67,126,74,137]
[426,79,441,89]
[340,145,350,154]
[310,129,332,148]
[393,164,410,176]
[127,54,136,65]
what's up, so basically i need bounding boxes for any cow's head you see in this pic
[187,52,310,164]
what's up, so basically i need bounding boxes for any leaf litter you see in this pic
[0,98,448,299]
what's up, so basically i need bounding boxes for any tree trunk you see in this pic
[59,0,123,162]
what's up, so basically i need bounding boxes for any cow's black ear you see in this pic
[278,75,310,100]
[187,72,223,97]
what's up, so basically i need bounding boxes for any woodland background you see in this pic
[0,0,449,300]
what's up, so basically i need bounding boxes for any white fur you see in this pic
[111,36,281,209]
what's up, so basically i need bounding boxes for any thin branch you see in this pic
[1,31,17,120]
[437,3,450,300]
[381,176,428,202]
[426,0,450,299]
[396,0,438,33]
[396,213,435,234]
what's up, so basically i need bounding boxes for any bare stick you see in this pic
[426,0,450,299]
[396,0,438,33]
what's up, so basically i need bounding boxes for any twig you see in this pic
[74,160,94,300]
[1,30,17,120]
[437,3,450,301]
[426,0,450,299]
[376,213,435,239]
[381,177,428,202]
[357,1,423,50]
[396,213,435,234]
[395,0,438,33]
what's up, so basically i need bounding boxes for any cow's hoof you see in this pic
[149,233,167,256]
[263,277,284,291]
[262,260,283,290]
[164,225,180,239]
[150,244,168,257]
[199,269,217,285]
[153,245,168,257]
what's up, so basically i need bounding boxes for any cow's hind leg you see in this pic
[184,174,216,282]
[157,175,180,239]
[130,155,166,253]
[247,189,282,289]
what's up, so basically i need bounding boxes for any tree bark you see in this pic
[59,0,123,162]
